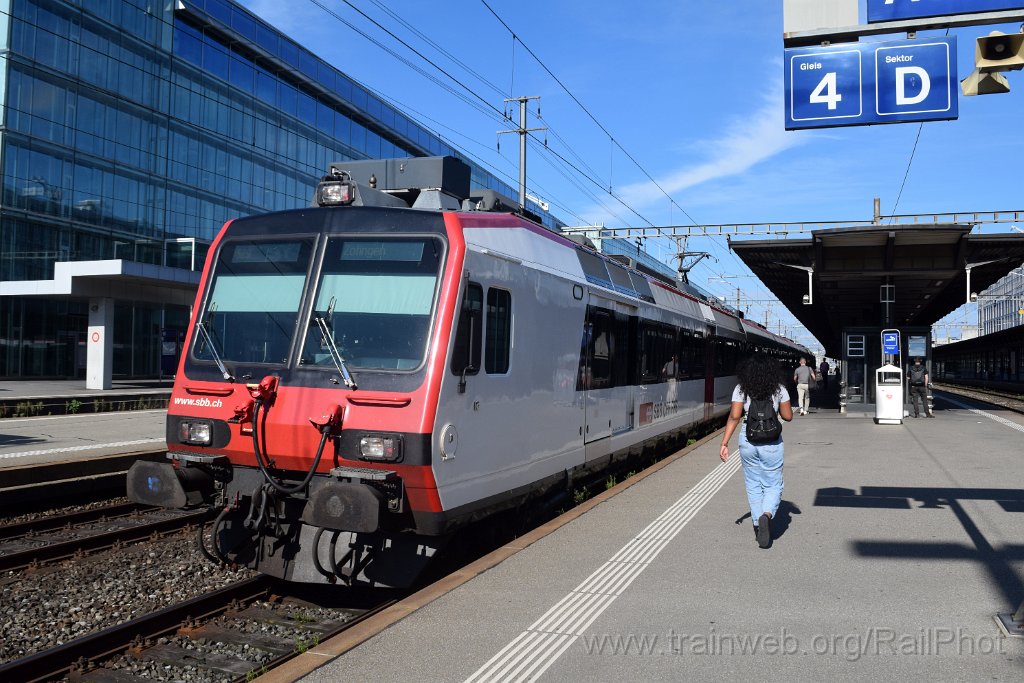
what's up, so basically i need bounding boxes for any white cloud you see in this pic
[579,84,812,226]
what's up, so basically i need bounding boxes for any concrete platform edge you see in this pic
[258,428,725,683]
[0,450,165,490]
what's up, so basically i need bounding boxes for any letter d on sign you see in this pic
[896,66,930,105]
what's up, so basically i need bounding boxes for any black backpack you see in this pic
[746,396,782,445]
[910,365,926,386]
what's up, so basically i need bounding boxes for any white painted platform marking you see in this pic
[0,438,165,460]
[940,395,1024,434]
[464,453,742,683]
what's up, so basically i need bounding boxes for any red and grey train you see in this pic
[128,156,808,587]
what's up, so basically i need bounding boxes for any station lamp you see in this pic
[961,30,1024,96]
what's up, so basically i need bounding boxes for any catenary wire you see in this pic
[316,1,665,230]
[480,0,700,228]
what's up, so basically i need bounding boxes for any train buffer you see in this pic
[290,393,1024,681]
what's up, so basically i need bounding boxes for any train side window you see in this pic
[658,324,676,381]
[612,311,631,387]
[577,306,617,390]
[678,328,692,380]
[450,282,482,375]
[692,331,706,376]
[714,338,738,377]
[640,321,674,384]
[640,321,657,384]
[589,309,613,389]
[485,288,511,374]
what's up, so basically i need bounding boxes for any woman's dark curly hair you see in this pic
[736,353,783,400]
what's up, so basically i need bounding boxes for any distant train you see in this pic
[933,324,1024,393]
[128,157,809,587]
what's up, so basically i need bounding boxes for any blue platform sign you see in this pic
[868,0,1024,23]
[785,37,957,130]
[883,331,901,355]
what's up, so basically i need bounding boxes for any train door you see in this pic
[582,296,633,446]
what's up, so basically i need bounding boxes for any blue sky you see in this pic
[236,0,1024,353]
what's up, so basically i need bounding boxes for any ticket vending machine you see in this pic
[875,364,904,425]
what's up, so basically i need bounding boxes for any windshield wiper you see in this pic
[314,296,357,389]
[196,304,234,381]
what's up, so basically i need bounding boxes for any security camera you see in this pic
[970,292,979,302]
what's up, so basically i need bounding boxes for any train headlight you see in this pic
[316,178,355,206]
[359,434,402,462]
[179,421,212,446]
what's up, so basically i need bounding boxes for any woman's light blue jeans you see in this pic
[738,426,784,525]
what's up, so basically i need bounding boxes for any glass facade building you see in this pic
[0,0,555,379]
[979,266,1024,336]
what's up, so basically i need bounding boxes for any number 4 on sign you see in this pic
[810,72,842,110]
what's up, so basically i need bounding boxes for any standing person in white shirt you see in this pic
[792,357,816,416]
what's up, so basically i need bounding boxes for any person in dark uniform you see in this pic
[908,357,932,418]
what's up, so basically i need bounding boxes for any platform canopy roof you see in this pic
[729,225,1024,357]
[0,260,200,306]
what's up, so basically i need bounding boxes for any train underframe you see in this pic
[127,416,717,588]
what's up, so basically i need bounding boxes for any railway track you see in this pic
[934,382,1024,414]
[0,575,393,682]
[0,502,153,540]
[0,505,211,573]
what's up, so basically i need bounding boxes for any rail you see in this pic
[0,507,211,572]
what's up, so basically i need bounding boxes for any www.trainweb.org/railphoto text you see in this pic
[579,627,1008,661]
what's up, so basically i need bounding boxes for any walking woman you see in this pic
[719,354,794,548]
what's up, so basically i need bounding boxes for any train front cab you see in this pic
[128,202,473,587]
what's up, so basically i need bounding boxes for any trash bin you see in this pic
[875,364,904,425]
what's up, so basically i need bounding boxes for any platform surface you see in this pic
[302,392,1024,682]
[0,410,165,470]
[0,377,172,400]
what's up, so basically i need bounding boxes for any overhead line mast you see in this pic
[498,96,546,211]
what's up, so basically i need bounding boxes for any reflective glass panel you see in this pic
[195,238,314,366]
[301,237,444,371]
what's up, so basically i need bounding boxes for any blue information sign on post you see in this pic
[785,37,957,130]
[868,0,1024,23]
[882,331,901,355]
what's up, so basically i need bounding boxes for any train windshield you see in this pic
[195,239,314,367]
[300,237,444,371]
